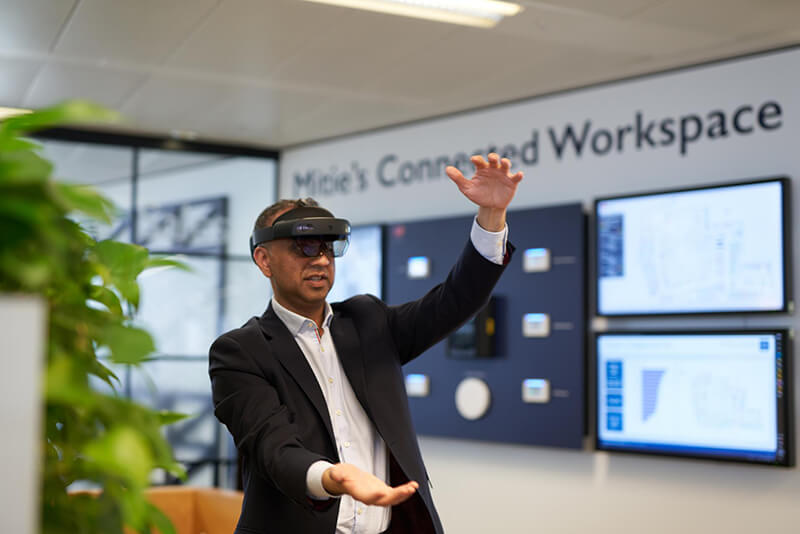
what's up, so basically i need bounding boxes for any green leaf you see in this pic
[0,191,55,225]
[0,135,41,152]
[83,426,154,489]
[157,410,190,426]
[54,182,115,224]
[144,502,177,534]
[0,149,53,184]
[89,284,124,316]
[101,324,155,364]
[91,359,121,390]
[162,460,187,481]
[45,356,90,404]
[145,256,191,271]
[0,100,121,136]
[93,240,149,306]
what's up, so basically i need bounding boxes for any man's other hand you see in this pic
[322,463,419,506]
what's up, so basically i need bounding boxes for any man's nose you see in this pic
[310,251,331,265]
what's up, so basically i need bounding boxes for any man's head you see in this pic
[251,198,350,318]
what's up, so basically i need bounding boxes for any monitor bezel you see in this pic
[593,329,795,467]
[593,177,792,318]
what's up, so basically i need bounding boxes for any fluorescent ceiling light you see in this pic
[301,0,523,28]
[0,106,32,121]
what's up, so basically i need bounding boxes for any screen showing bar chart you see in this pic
[596,331,792,466]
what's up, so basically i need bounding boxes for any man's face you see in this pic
[255,232,336,314]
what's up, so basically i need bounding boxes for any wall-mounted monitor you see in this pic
[596,331,793,466]
[328,225,383,302]
[595,178,790,316]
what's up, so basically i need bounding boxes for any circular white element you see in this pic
[454,377,492,420]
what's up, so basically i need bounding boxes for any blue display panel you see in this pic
[595,178,790,316]
[596,331,794,466]
[386,204,586,449]
[328,225,383,302]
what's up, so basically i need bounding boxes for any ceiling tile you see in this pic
[266,5,455,90]
[53,0,218,64]
[276,95,418,146]
[496,2,725,56]
[0,0,76,53]
[23,62,147,109]
[0,57,43,105]
[525,0,666,18]
[633,0,800,35]
[195,84,319,143]
[119,75,230,133]
[0,0,791,147]
[138,150,227,177]
[166,0,334,78]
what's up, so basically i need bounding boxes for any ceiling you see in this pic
[1,0,799,149]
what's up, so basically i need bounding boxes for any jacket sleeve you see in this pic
[209,332,332,508]
[383,238,512,364]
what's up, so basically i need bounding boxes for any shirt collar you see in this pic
[271,296,333,335]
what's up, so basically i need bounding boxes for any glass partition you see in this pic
[45,132,278,489]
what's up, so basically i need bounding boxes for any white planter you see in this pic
[0,295,46,534]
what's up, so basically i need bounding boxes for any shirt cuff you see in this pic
[306,460,338,500]
[470,216,508,265]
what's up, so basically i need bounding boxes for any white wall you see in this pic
[281,47,800,533]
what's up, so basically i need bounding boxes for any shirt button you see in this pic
[335,409,342,416]
[344,441,351,448]
[328,377,334,384]
[357,508,363,515]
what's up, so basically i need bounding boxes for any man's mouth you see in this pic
[305,273,328,283]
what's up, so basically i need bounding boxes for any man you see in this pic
[209,153,523,533]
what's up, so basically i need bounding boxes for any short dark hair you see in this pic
[253,197,320,231]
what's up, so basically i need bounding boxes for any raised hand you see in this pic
[445,153,523,232]
[445,153,523,211]
[322,463,419,507]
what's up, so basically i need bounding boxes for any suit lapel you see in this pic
[258,305,335,446]
[329,314,372,420]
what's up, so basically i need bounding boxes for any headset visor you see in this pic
[250,206,351,259]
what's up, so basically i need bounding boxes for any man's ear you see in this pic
[253,246,272,278]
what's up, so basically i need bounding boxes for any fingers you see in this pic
[445,165,469,188]
[510,171,524,184]
[477,153,514,174]
[470,155,488,170]
[375,481,419,506]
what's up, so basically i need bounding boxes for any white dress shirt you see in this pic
[271,217,507,534]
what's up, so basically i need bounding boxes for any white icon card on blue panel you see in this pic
[405,374,430,397]
[522,379,550,403]
[523,248,551,272]
[407,256,431,279]
[522,313,550,337]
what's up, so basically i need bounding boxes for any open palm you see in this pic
[445,153,523,209]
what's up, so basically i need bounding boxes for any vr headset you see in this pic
[249,206,351,260]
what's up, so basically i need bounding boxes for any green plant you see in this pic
[0,102,187,534]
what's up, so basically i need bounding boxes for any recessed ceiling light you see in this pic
[300,0,523,28]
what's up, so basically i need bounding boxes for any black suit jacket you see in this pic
[209,239,510,534]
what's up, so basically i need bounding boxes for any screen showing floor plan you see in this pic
[596,332,791,465]
[596,179,787,315]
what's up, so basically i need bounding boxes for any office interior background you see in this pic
[2,1,800,533]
